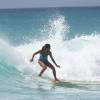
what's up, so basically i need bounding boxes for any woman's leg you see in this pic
[47,62,59,81]
[38,61,47,77]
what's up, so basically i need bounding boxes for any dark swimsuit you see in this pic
[39,53,49,65]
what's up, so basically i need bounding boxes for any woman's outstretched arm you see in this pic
[30,50,41,62]
[49,52,60,68]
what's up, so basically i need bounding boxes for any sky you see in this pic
[0,0,100,8]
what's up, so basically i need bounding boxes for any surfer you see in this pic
[30,44,60,81]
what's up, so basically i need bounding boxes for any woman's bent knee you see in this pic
[38,60,46,68]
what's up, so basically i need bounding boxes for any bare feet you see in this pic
[38,74,41,77]
[55,78,60,81]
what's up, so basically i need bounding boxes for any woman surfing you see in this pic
[30,44,60,81]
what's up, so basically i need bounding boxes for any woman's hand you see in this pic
[30,58,33,62]
[56,65,60,68]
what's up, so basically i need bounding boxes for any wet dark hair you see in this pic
[42,44,50,51]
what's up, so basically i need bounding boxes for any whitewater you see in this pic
[0,7,100,100]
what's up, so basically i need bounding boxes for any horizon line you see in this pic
[0,6,99,10]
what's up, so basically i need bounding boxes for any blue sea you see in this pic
[0,7,100,100]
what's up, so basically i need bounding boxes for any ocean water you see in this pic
[0,7,100,100]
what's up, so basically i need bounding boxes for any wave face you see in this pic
[16,15,100,81]
[0,7,100,100]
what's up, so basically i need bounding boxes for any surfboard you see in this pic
[51,80,60,83]
[50,80,80,88]
[51,80,100,88]
[34,76,100,88]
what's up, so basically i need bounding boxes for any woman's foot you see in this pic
[55,78,60,81]
[38,74,41,77]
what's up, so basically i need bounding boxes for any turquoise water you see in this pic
[0,7,100,100]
